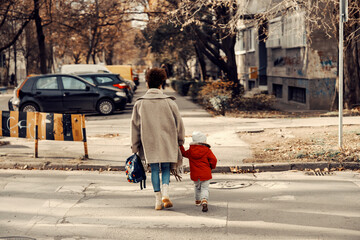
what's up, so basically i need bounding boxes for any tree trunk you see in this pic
[195,44,207,81]
[86,43,92,64]
[344,41,359,108]
[221,34,239,97]
[92,52,96,64]
[343,20,360,109]
[73,52,81,64]
[192,2,240,97]
[48,43,54,73]
[34,0,47,74]
[13,43,17,86]
[105,47,114,65]
[331,9,360,111]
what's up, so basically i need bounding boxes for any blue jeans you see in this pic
[194,180,210,201]
[150,163,170,192]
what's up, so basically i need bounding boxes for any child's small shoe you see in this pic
[195,200,201,206]
[201,199,208,212]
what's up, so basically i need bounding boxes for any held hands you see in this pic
[171,169,182,182]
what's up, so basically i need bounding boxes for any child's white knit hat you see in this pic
[192,131,207,143]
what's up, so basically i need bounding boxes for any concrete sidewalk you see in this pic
[0,84,359,172]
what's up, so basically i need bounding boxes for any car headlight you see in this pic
[116,91,126,97]
[11,98,20,105]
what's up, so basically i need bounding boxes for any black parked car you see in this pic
[76,73,133,103]
[8,74,127,115]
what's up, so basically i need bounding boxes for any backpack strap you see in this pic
[139,179,146,190]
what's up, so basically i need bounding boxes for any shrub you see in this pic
[188,81,207,102]
[197,81,275,115]
[170,79,192,96]
[176,81,192,96]
[231,94,276,110]
[197,81,233,115]
[209,95,230,116]
[170,79,177,90]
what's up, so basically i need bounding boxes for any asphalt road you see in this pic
[0,84,252,168]
[0,169,359,240]
[0,93,11,112]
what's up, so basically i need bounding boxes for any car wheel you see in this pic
[97,99,114,115]
[20,103,39,112]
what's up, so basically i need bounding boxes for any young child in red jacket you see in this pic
[180,131,217,212]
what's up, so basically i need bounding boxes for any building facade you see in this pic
[236,1,337,110]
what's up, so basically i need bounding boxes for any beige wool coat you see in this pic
[131,89,185,169]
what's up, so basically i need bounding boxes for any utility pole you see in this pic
[338,0,348,149]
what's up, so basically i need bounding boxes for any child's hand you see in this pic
[171,169,182,182]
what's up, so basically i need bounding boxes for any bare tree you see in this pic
[144,0,241,96]
[55,0,132,64]
[0,1,34,53]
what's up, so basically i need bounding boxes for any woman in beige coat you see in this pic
[131,68,185,210]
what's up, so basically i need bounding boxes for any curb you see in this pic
[1,162,359,173]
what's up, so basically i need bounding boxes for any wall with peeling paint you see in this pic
[268,76,335,110]
[308,30,338,79]
[267,48,307,79]
[265,22,337,110]
[308,78,336,109]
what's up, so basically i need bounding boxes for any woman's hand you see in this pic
[171,169,182,182]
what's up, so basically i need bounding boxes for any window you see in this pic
[273,84,283,98]
[235,31,246,54]
[288,86,306,103]
[248,28,256,51]
[62,77,86,90]
[282,11,306,48]
[36,77,58,90]
[266,18,282,48]
[236,28,255,53]
[81,77,95,84]
[95,76,113,84]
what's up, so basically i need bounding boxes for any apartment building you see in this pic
[236,1,337,110]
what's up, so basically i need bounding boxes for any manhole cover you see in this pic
[209,181,252,189]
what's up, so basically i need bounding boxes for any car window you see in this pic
[81,76,95,84]
[36,77,59,90]
[95,76,114,84]
[62,76,87,90]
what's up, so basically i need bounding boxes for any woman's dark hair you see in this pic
[146,68,167,88]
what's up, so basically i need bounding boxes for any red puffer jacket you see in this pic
[180,143,217,181]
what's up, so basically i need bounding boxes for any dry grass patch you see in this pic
[239,125,360,163]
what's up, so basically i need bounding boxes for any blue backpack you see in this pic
[125,154,146,190]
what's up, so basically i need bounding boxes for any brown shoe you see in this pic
[162,198,173,208]
[201,199,208,212]
[195,200,201,206]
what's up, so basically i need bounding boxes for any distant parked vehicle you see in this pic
[76,73,133,103]
[106,65,139,88]
[132,73,140,86]
[60,64,110,74]
[8,74,127,115]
